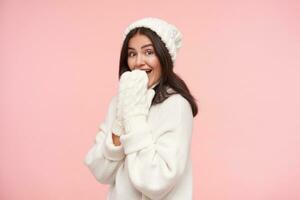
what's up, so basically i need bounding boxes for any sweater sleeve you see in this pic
[119,95,194,200]
[84,96,125,185]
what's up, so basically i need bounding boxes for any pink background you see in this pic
[1,0,300,199]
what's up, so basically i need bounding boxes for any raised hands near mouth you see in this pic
[112,69,155,137]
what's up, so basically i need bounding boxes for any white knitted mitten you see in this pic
[111,69,154,136]
[111,95,125,136]
[118,70,155,134]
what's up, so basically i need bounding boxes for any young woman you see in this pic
[84,17,198,200]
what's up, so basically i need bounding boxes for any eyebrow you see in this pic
[128,44,153,50]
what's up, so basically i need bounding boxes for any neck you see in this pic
[150,81,159,89]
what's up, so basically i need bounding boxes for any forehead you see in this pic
[128,34,153,49]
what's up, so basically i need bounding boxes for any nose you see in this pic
[134,53,145,69]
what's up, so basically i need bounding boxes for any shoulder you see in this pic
[151,93,193,131]
[159,93,193,119]
[161,87,190,108]
[162,94,190,109]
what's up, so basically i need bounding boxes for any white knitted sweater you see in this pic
[84,90,194,200]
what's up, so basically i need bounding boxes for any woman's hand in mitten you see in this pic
[111,69,145,136]
[118,69,155,134]
[111,71,136,137]
[111,95,125,137]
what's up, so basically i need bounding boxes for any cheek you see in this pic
[127,62,132,70]
[150,59,161,76]
[154,63,162,77]
[127,58,130,64]
[151,67,162,82]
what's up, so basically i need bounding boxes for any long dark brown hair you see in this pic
[118,27,198,117]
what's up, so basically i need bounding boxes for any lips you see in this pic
[141,68,152,74]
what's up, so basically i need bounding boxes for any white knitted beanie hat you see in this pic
[123,17,183,63]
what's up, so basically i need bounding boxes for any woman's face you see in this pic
[127,33,162,88]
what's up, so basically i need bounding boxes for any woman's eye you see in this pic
[128,50,153,57]
[128,52,135,57]
[145,50,154,55]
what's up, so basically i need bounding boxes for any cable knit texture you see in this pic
[112,70,155,136]
[111,97,125,136]
[119,70,149,120]
[84,89,194,199]
[112,70,159,136]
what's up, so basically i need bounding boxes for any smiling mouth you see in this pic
[145,69,152,74]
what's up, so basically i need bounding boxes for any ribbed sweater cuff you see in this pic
[102,131,125,161]
[120,119,153,155]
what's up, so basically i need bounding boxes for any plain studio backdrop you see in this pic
[1,0,300,199]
